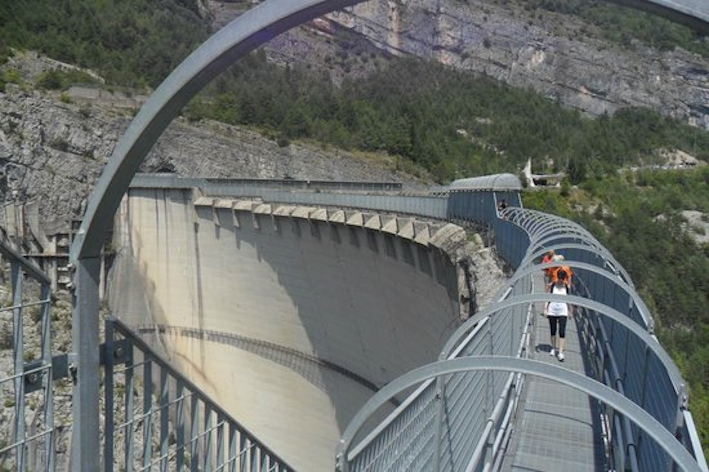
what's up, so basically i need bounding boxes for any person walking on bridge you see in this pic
[549,254,573,289]
[541,250,555,283]
[543,269,573,361]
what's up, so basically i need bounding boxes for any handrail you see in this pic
[0,235,54,472]
[338,202,704,471]
[336,357,704,472]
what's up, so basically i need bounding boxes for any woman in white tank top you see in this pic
[543,269,572,361]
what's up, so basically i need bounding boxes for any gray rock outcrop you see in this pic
[242,0,709,129]
[0,84,426,225]
[328,0,708,127]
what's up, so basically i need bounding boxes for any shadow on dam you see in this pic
[107,187,471,471]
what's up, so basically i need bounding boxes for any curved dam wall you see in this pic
[108,186,474,471]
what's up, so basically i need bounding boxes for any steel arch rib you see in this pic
[509,209,631,281]
[506,261,652,325]
[520,243,632,285]
[521,244,610,270]
[63,0,708,468]
[510,216,634,286]
[70,0,709,260]
[438,293,684,387]
[69,0,364,260]
[336,357,702,472]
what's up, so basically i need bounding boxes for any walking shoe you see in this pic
[558,351,565,361]
[549,348,556,357]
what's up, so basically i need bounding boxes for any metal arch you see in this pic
[521,229,635,289]
[519,215,593,241]
[449,173,522,191]
[505,213,633,285]
[529,231,603,252]
[524,220,582,236]
[438,293,684,387]
[70,0,364,260]
[609,0,709,34]
[67,0,368,468]
[525,218,590,237]
[504,210,590,243]
[509,212,592,241]
[505,209,630,281]
[526,246,625,285]
[524,243,633,288]
[520,244,612,271]
[520,243,630,284]
[63,0,708,467]
[62,0,708,258]
[505,261,653,327]
[336,357,703,472]
[510,207,584,232]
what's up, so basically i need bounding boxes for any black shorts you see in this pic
[548,316,567,338]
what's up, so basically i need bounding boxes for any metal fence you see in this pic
[103,316,293,472]
[129,175,450,221]
[335,224,533,472]
[0,236,295,472]
[0,234,55,472]
[336,192,707,472]
[3,181,706,471]
[507,207,703,472]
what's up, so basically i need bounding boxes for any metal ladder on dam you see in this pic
[1,176,706,472]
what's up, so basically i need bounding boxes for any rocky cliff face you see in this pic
[0,82,424,225]
[332,0,709,128]
[243,0,709,129]
[3,0,708,225]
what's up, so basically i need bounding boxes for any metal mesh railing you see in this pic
[10,179,701,470]
[102,316,294,472]
[0,229,295,472]
[0,236,56,472]
[340,270,534,472]
[507,207,704,472]
[337,198,706,472]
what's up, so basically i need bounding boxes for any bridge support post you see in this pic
[433,376,445,471]
[71,256,101,472]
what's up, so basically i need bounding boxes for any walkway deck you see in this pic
[500,274,608,472]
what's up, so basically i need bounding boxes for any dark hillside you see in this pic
[186,54,709,182]
[0,0,210,87]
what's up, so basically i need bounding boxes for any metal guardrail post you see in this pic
[40,283,54,472]
[433,376,445,471]
[176,379,185,472]
[228,421,236,472]
[125,342,136,472]
[105,319,115,472]
[160,366,170,472]
[142,356,153,471]
[71,256,101,472]
[11,261,26,472]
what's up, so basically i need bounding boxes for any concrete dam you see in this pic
[107,179,503,471]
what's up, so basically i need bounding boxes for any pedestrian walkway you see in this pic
[499,274,608,472]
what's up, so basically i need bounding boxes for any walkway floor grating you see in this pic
[499,274,608,472]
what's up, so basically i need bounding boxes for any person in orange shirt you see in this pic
[541,250,555,283]
[549,254,573,289]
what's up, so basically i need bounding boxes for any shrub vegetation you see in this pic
[523,167,709,455]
